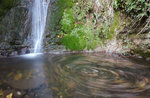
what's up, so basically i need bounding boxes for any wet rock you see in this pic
[7,77,45,89]
[17,49,22,55]
[25,49,30,54]
[10,51,18,56]
[0,0,32,53]
[17,91,21,96]
[0,42,11,50]
[0,45,31,57]
[44,0,64,49]
[0,51,7,56]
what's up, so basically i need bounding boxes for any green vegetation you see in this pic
[108,12,120,39]
[58,0,114,50]
[114,0,150,58]
[114,0,150,19]
[60,8,75,33]
[45,0,150,59]
[47,0,75,45]
[49,0,149,59]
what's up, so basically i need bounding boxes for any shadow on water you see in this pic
[0,53,150,98]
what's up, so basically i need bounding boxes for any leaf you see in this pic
[6,93,13,98]
[52,87,59,91]
[7,72,14,77]
[14,73,22,80]
[0,90,3,96]
[60,96,63,98]
[67,82,75,89]
[139,82,146,88]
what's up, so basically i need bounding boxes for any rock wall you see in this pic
[44,0,66,51]
[0,0,32,56]
[116,13,150,59]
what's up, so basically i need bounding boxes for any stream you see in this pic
[0,53,150,98]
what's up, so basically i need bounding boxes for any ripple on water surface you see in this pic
[0,53,150,98]
[47,53,150,98]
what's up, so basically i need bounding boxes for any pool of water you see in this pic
[0,53,150,98]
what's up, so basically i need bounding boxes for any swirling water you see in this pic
[0,53,150,98]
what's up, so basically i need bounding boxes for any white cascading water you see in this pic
[32,0,50,53]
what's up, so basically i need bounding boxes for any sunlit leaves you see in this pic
[59,0,116,50]
[60,8,75,33]
[61,34,86,50]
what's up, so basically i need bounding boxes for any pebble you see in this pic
[17,91,21,95]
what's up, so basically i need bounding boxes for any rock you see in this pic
[17,91,21,96]
[25,48,30,54]
[44,0,64,49]
[7,77,45,90]
[0,0,32,53]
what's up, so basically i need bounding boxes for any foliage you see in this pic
[108,12,120,39]
[58,0,114,50]
[57,0,74,17]
[61,34,86,50]
[61,21,101,50]
[58,0,73,8]
[114,0,150,19]
[60,8,75,33]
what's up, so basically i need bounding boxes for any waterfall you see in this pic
[32,0,50,53]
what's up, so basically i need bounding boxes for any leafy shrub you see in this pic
[57,0,74,17]
[61,23,100,50]
[58,0,73,8]
[83,23,100,50]
[58,0,114,50]
[60,8,75,33]
[61,34,86,50]
[114,0,150,19]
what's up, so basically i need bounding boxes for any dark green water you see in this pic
[0,53,150,98]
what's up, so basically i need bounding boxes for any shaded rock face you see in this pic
[44,0,59,42]
[44,0,66,51]
[115,13,150,59]
[0,0,32,56]
[129,33,150,59]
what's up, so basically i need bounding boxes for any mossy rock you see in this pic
[133,49,150,58]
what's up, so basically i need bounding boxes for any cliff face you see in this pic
[43,0,67,51]
[0,0,32,56]
[115,10,150,59]
[0,0,57,56]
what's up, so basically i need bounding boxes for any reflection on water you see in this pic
[0,53,150,98]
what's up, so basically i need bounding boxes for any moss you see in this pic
[61,34,86,50]
[107,12,120,40]
[133,49,150,58]
[49,0,74,31]
[47,0,76,46]
[57,0,115,50]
